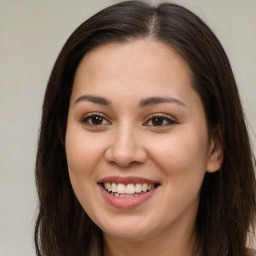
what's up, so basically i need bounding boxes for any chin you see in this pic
[102,226,154,241]
[96,214,160,241]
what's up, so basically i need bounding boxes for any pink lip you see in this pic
[98,176,160,209]
[98,176,159,185]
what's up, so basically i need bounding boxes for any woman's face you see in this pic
[66,39,221,243]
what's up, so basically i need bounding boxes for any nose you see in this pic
[104,125,147,167]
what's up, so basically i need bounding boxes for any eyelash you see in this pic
[80,112,111,126]
[144,113,177,127]
[80,113,177,127]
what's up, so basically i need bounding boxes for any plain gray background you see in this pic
[0,0,255,255]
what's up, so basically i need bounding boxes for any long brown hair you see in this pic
[35,1,256,255]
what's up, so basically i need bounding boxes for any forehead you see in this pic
[78,39,190,76]
[71,39,194,101]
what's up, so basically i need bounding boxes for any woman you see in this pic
[35,1,256,255]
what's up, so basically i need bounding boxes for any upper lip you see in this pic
[98,176,160,185]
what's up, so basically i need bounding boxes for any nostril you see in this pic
[112,160,141,167]
[105,152,147,167]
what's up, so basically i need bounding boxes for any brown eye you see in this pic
[144,115,176,127]
[151,117,164,126]
[81,114,111,126]
[91,116,104,125]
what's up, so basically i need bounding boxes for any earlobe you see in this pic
[206,125,223,173]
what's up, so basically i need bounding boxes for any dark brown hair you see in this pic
[35,1,256,255]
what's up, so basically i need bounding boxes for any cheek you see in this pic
[152,131,208,207]
[65,128,105,178]
[65,127,104,215]
[148,129,209,177]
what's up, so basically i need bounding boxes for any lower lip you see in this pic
[99,185,158,209]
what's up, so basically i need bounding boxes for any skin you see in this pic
[65,39,223,256]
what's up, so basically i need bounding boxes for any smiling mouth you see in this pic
[101,182,159,198]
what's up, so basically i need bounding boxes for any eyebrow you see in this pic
[73,95,186,108]
[74,95,112,106]
[139,96,186,107]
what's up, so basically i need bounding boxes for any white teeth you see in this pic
[111,193,137,198]
[135,184,142,193]
[117,183,126,194]
[112,183,117,192]
[142,183,148,192]
[107,182,112,192]
[103,182,156,195]
[126,184,135,194]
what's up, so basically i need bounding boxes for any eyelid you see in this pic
[144,113,177,126]
[80,112,111,126]
[79,112,177,127]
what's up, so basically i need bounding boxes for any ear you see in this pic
[206,125,223,173]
